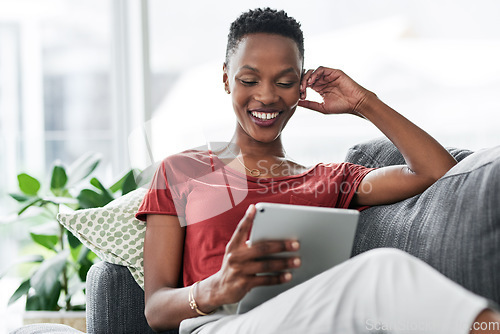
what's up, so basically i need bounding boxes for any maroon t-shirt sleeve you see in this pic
[334,163,375,209]
[135,160,180,221]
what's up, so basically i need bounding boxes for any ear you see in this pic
[222,63,230,94]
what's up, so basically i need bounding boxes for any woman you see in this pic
[137,8,500,334]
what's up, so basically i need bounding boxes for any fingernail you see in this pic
[300,84,303,90]
[291,241,300,250]
[293,257,301,267]
[284,272,292,281]
[246,205,254,214]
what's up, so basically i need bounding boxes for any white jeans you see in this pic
[180,248,489,334]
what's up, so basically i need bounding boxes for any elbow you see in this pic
[411,158,457,186]
[430,160,457,182]
[145,303,170,333]
[144,286,182,332]
[414,169,441,190]
[144,305,161,332]
[433,155,458,180]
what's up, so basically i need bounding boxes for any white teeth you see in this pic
[251,111,280,120]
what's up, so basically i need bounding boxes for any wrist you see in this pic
[194,277,220,314]
[353,91,378,117]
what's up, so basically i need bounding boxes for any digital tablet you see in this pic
[236,202,359,314]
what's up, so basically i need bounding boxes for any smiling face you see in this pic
[223,33,303,144]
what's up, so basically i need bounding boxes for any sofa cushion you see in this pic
[345,138,500,305]
[345,136,474,167]
[57,188,147,289]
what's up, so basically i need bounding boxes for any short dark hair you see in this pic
[225,8,304,66]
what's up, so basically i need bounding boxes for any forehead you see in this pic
[228,33,302,72]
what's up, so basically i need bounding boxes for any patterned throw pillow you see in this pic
[57,188,147,289]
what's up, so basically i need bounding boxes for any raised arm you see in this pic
[299,67,457,206]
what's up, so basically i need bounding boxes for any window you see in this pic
[0,1,121,328]
[0,1,114,208]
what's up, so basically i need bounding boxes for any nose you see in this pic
[254,82,279,105]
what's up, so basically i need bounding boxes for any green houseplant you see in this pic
[2,152,138,322]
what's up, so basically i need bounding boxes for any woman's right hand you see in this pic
[208,204,301,306]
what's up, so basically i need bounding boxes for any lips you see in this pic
[248,108,282,127]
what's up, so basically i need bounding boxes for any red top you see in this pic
[136,147,374,287]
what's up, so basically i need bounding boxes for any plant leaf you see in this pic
[8,279,31,305]
[89,178,114,202]
[70,244,82,262]
[87,250,98,262]
[77,189,107,209]
[67,229,81,249]
[109,173,127,193]
[26,282,62,311]
[66,152,101,187]
[77,181,114,208]
[30,251,68,301]
[50,163,68,193]
[26,295,42,311]
[30,233,59,251]
[76,246,90,264]
[122,170,138,195]
[0,255,44,280]
[44,280,62,310]
[89,177,100,189]
[18,173,41,196]
[78,259,93,282]
[76,246,95,281]
[9,193,30,202]
[90,177,115,204]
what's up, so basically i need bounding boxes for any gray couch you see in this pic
[85,138,500,333]
[14,138,500,333]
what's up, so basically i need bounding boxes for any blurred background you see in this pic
[1,0,500,331]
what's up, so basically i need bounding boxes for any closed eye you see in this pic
[240,80,258,86]
[277,82,296,88]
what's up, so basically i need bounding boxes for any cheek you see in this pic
[285,88,300,108]
[231,88,247,108]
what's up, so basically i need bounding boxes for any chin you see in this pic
[248,130,282,143]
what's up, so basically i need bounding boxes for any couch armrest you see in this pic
[86,261,178,334]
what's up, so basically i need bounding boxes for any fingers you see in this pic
[300,69,314,99]
[300,67,341,95]
[227,239,300,286]
[251,271,293,286]
[298,100,326,113]
[239,255,301,276]
[222,206,303,295]
[300,66,328,91]
[304,66,326,87]
[226,205,256,251]
[230,239,300,263]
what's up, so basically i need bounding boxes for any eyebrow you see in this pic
[239,65,298,76]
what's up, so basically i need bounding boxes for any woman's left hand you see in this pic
[299,67,371,116]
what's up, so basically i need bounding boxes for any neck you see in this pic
[229,127,285,158]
